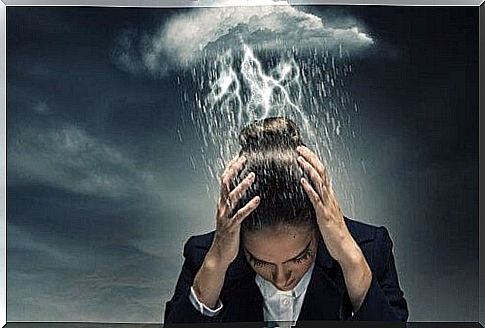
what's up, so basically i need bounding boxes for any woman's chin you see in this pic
[274,281,296,291]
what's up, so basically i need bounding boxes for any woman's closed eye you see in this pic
[249,247,313,267]
[293,250,311,263]
[249,255,271,267]
[253,259,270,267]
[293,248,313,264]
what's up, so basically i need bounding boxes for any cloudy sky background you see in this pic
[7,6,478,323]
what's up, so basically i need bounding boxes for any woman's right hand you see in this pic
[192,155,260,310]
[208,155,260,267]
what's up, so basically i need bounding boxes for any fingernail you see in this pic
[301,177,306,184]
[240,156,246,162]
[248,172,255,180]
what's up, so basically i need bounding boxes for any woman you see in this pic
[164,117,408,325]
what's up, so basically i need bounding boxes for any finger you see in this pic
[327,185,341,210]
[220,155,246,198]
[300,177,324,211]
[297,156,328,203]
[296,146,330,187]
[297,146,329,185]
[227,172,256,211]
[221,156,246,198]
[224,155,246,186]
[220,155,240,182]
[232,196,260,224]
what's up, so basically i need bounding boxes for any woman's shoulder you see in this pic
[181,231,216,258]
[344,217,396,273]
[344,216,394,245]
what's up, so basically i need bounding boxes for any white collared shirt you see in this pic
[189,261,315,327]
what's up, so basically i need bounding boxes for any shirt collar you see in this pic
[255,261,315,299]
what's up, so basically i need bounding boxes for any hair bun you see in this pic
[239,117,302,152]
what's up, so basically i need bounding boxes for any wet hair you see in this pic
[233,117,318,235]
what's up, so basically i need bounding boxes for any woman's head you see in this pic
[235,117,317,233]
[232,116,318,290]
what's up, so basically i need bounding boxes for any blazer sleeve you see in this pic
[350,226,409,321]
[163,236,225,325]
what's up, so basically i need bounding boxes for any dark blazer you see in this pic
[164,217,409,324]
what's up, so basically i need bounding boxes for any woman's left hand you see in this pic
[296,145,357,266]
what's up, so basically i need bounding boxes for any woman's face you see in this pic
[242,224,318,291]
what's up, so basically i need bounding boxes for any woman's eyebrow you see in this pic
[245,240,312,265]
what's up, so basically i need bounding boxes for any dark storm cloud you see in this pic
[112,6,374,77]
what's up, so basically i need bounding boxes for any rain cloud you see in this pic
[112,6,374,76]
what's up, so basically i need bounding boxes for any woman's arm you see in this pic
[337,236,373,313]
[165,155,260,324]
[297,145,408,321]
[349,226,409,321]
[164,236,226,324]
[191,247,231,309]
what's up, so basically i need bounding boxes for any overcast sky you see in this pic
[7,5,478,323]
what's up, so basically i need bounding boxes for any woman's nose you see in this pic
[273,265,291,288]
